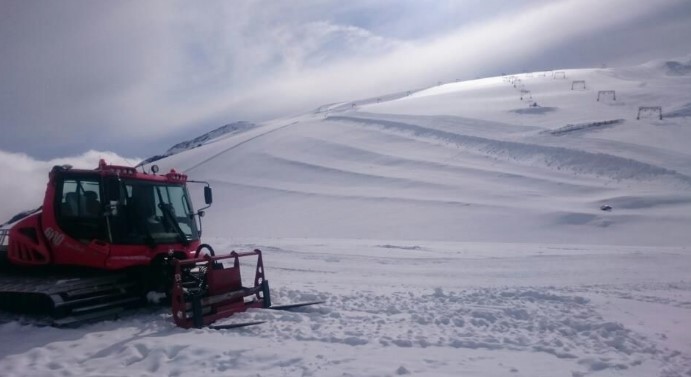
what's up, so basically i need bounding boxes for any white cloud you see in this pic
[189,0,686,119]
[1,0,689,159]
[0,149,139,222]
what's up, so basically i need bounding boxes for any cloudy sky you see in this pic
[1,0,690,161]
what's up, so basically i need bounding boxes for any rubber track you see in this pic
[0,268,145,326]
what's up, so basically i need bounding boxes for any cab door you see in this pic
[50,174,110,267]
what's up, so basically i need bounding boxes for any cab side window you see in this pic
[60,180,101,217]
[57,178,105,241]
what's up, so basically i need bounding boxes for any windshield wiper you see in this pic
[154,187,189,246]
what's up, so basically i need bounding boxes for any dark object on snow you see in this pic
[600,205,612,211]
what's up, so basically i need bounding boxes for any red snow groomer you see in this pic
[0,160,319,328]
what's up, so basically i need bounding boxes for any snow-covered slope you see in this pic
[2,59,691,377]
[151,59,691,246]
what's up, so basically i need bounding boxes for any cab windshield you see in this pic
[109,180,199,245]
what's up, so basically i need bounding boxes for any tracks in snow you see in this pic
[327,114,691,187]
[240,284,691,376]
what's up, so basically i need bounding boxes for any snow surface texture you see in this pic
[2,60,691,376]
[2,241,690,376]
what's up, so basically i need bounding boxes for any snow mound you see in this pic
[665,102,691,118]
[510,106,558,115]
[662,60,691,76]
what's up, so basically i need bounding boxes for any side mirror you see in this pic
[204,186,213,205]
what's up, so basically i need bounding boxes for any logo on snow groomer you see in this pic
[44,227,65,247]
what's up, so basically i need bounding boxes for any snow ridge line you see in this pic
[209,179,476,207]
[545,119,624,136]
[262,153,461,190]
[327,115,691,186]
[183,121,298,173]
[259,145,604,196]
